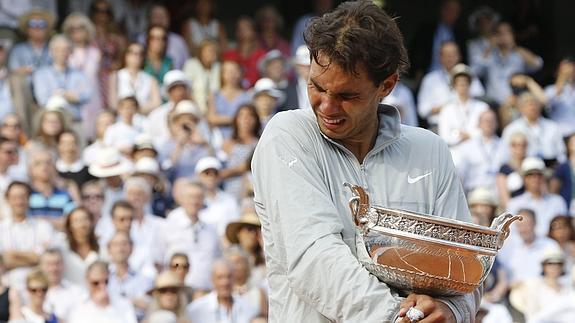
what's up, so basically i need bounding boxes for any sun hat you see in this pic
[172,100,200,119]
[162,70,191,98]
[88,147,134,178]
[520,157,545,176]
[194,156,222,175]
[133,157,160,176]
[18,8,56,33]
[146,271,183,296]
[467,187,498,207]
[133,133,157,153]
[450,63,473,83]
[253,77,285,105]
[225,212,261,244]
[541,248,565,265]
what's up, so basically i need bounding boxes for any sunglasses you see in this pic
[28,286,48,293]
[28,19,48,29]
[89,279,108,287]
[157,287,179,294]
[170,263,190,270]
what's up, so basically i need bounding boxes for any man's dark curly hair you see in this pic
[304,1,409,86]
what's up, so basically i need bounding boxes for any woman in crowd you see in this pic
[108,43,161,114]
[181,0,227,55]
[183,39,221,115]
[27,108,70,154]
[225,212,266,286]
[496,132,529,208]
[550,133,575,211]
[0,114,27,146]
[547,215,575,268]
[9,270,58,323]
[144,25,173,87]
[63,206,100,286]
[207,60,251,142]
[144,271,191,323]
[62,13,102,139]
[82,110,115,165]
[56,130,95,191]
[255,4,290,56]
[219,104,260,200]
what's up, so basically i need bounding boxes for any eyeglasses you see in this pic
[28,286,48,294]
[82,194,104,200]
[170,263,190,270]
[89,279,108,287]
[28,19,48,29]
[157,287,179,294]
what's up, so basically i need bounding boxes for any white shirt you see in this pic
[145,102,173,147]
[67,296,137,323]
[514,276,575,322]
[82,140,107,166]
[186,292,259,323]
[438,97,489,146]
[108,264,153,300]
[455,135,502,192]
[382,82,418,127]
[501,117,567,163]
[545,83,575,137]
[62,248,99,287]
[103,121,142,151]
[129,213,165,279]
[45,279,87,321]
[417,68,485,123]
[200,190,241,237]
[163,208,221,289]
[498,236,560,284]
[507,192,568,238]
[115,68,157,108]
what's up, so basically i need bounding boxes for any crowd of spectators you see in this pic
[0,0,574,322]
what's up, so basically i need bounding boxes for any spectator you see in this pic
[0,137,20,196]
[0,181,55,289]
[56,130,95,191]
[283,45,312,111]
[161,180,220,292]
[144,25,173,87]
[507,157,567,237]
[455,109,502,193]
[547,215,575,271]
[81,180,106,234]
[496,132,528,208]
[251,78,284,128]
[474,22,543,105]
[62,207,100,286]
[83,110,115,166]
[255,5,290,57]
[181,0,227,55]
[501,92,566,165]
[103,96,145,154]
[62,13,103,140]
[27,105,70,154]
[381,81,418,127]
[194,156,240,237]
[98,200,135,252]
[32,35,92,126]
[0,114,27,147]
[107,231,153,320]
[438,64,489,148]
[139,3,189,70]
[550,133,575,210]
[0,40,15,124]
[68,260,137,323]
[145,271,191,323]
[417,41,484,130]
[40,248,85,321]
[258,50,288,93]
[223,16,266,88]
[545,57,575,138]
[132,156,172,218]
[466,6,500,70]
[186,259,258,323]
[167,253,190,288]
[219,104,260,200]
[0,254,18,322]
[108,42,161,114]
[290,0,333,55]
[498,73,547,128]
[206,60,251,142]
[225,212,266,286]
[8,269,58,322]
[183,39,221,115]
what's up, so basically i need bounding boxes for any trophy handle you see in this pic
[344,183,371,229]
[490,212,523,249]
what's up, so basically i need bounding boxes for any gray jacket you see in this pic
[252,105,481,322]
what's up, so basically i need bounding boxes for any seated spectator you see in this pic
[507,157,567,237]
[0,114,27,147]
[222,16,266,88]
[32,35,92,125]
[283,45,312,112]
[107,231,153,320]
[103,96,145,155]
[98,200,135,254]
[186,259,258,323]
[145,271,191,323]
[466,6,500,70]
[0,181,55,289]
[27,149,76,229]
[498,73,547,129]
[0,137,21,218]
[195,156,240,237]
[547,215,575,272]
[156,100,211,182]
[83,110,115,166]
[39,248,85,321]
[496,132,528,208]
[544,57,575,138]
[438,64,489,148]
[252,78,284,128]
[183,39,221,115]
[257,50,288,92]
[206,60,251,143]
[255,5,290,56]
[161,180,220,292]
[56,130,95,191]
[108,43,161,115]
[219,104,260,200]
[0,254,18,322]
[68,260,137,323]
[143,25,173,87]
[166,253,190,289]
[455,109,502,193]
[27,105,70,154]
[381,81,418,127]
[62,207,100,286]
[225,212,266,286]
[474,21,543,105]
[133,156,172,218]
[181,0,227,55]
[80,180,106,232]
[8,269,58,322]
[501,92,566,165]
[550,133,575,211]
[0,40,15,123]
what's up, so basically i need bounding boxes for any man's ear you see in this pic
[377,73,399,100]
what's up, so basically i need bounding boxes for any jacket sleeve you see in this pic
[252,121,402,321]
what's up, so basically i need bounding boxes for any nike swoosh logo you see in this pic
[407,172,432,184]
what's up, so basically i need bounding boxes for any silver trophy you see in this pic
[346,183,521,296]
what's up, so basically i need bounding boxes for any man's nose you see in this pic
[318,92,341,115]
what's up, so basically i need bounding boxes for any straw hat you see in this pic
[147,271,183,296]
[18,8,56,33]
[88,147,134,178]
[225,212,261,244]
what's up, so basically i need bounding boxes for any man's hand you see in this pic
[396,293,456,323]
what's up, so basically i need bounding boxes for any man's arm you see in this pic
[2,250,40,270]
[252,122,402,321]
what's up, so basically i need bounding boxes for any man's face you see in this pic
[198,168,219,191]
[180,185,204,217]
[51,40,71,66]
[168,84,189,103]
[308,54,392,147]
[517,213,536,242]
[150,6,170,28]
[125,185,148,211]
[6,185,29,216]
[40,253,63,285]
[524,172,544,193]
[108,234,132,263]
[0,141,18,169]
[519,97,542,122]
[112,207,133,233]
[440,43,460,71]
[478,110,497,136]
[87,267,109,303]
[212,263,233,298]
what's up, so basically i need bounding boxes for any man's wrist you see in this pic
[436,299,460,323]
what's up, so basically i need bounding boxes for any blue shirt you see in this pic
[29,188,75,218]
[8,42,52,71]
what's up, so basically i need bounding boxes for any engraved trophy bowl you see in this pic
[345,183,521,296]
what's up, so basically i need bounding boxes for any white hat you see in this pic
[254,78,285,105]
[172,100,200,119]
[162,70,191,97]
[88,147,134,178]
[258,49,285,74]
[450,63,473,83]
[520,157,545,176]
[134,157,160,176]
[541,247,565,264]
[293,45,311,66]
[147,310,177,323]
[467,187,498,207]
[195,156,222,174]
[45,95,69,111]
[134,133,156,152]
